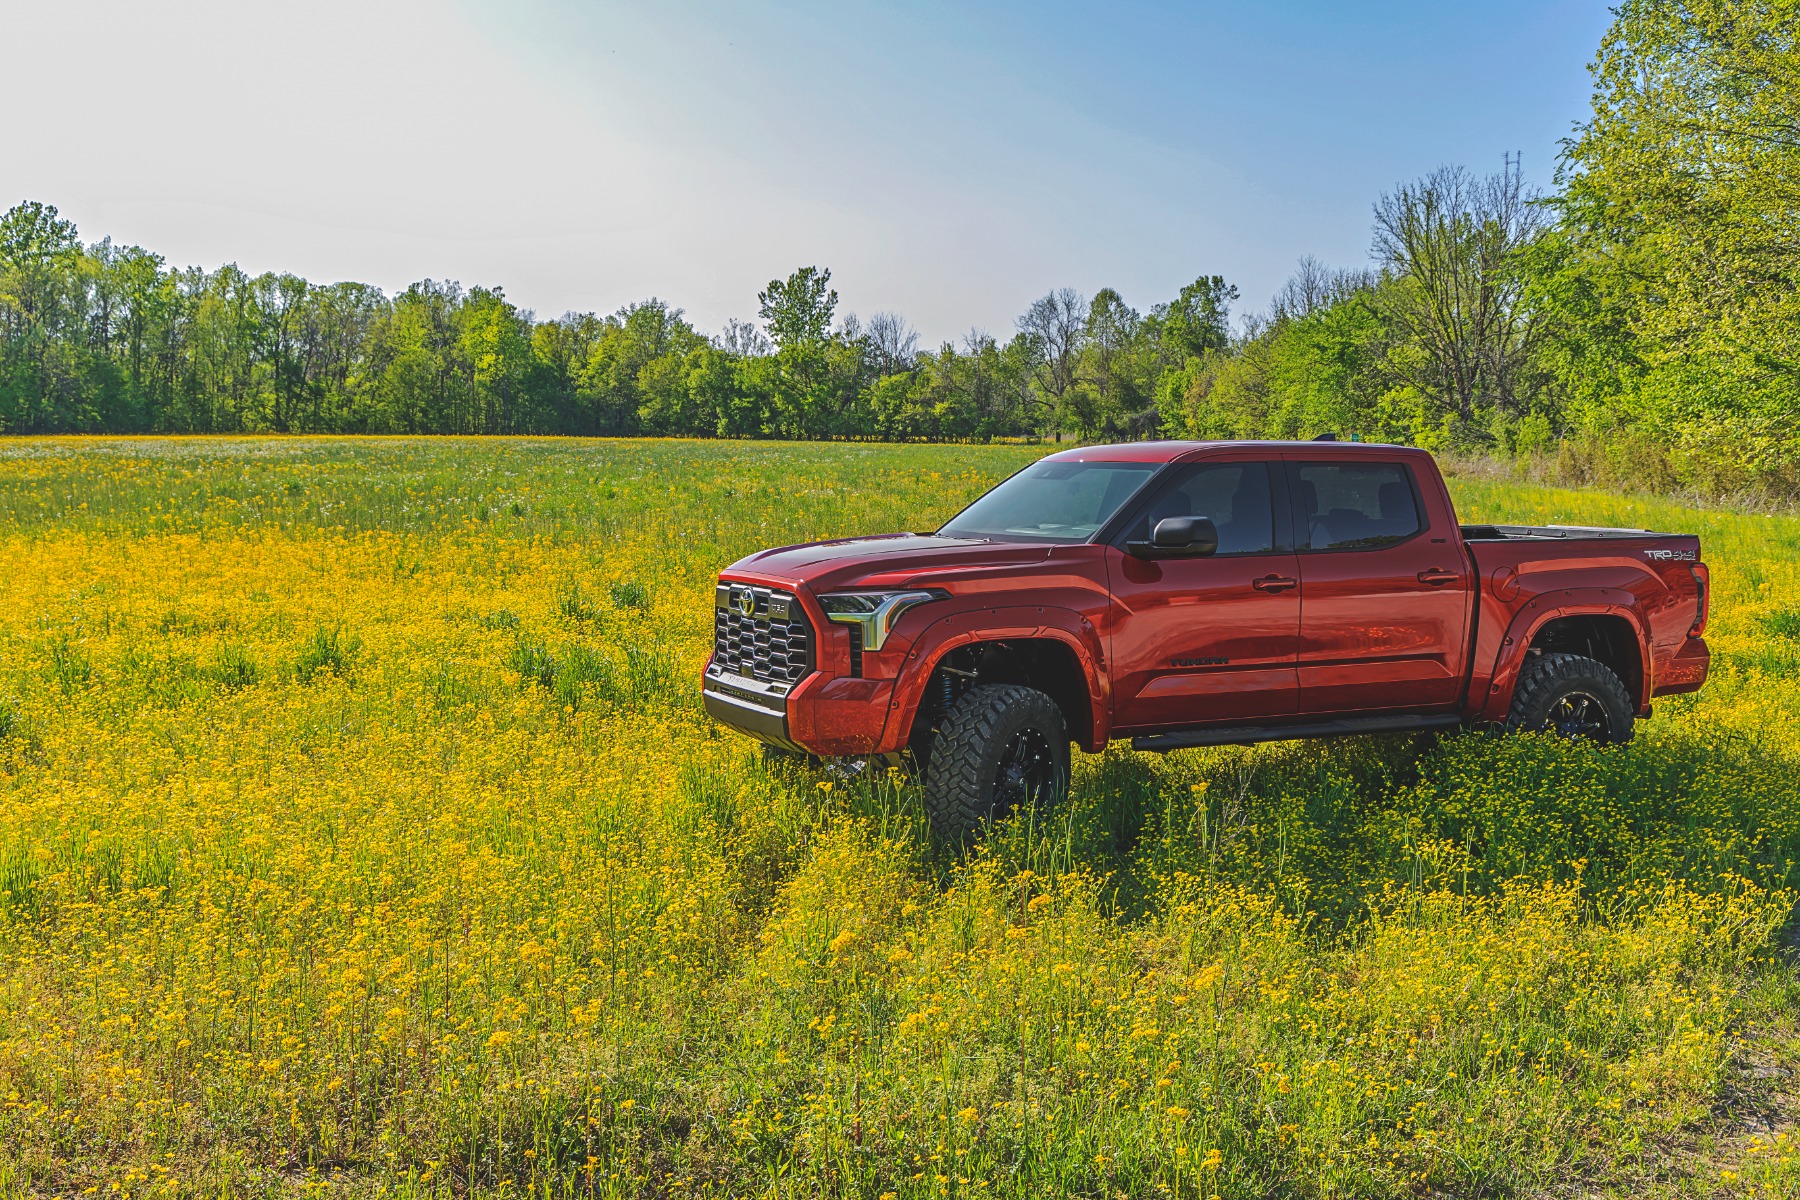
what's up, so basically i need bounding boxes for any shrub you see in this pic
[557,582,600,623]
[479,609,521,631]
[427,662,482,710]
[1762,610,1800,641]
[552,643,614,710]
[507,633,559,690]
[620,639,679,705]
[508,632,669,712]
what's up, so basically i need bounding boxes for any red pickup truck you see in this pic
[703,441,1711,840]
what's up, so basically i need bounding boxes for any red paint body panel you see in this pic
[1105,546,1302,728]
[1282,449,1474,713]
[701,443,1711,757]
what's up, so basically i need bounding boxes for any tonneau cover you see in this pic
[1459,523,1676,541]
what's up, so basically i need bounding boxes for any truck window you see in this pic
[938,460,1160,543]
[1295,462,1422,551]
[1118,463,1275,555]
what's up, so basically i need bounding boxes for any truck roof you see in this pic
[1041,439,1428,464]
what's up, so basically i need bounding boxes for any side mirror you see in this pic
[1128,516,1218,559]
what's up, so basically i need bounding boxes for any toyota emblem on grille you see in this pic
[730,585,756,618]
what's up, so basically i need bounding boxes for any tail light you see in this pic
[1688,564,1709,638]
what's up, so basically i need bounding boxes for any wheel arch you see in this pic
[884,616,1106,754]
[1482,599,1651,721]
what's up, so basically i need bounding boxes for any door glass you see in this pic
[1119,463,1275,555]
[1294,463,1422,551]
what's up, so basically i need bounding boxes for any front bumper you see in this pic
[703,685,808,753]
[702,664,897,757]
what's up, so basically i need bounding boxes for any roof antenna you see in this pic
[1312,432,1338,442]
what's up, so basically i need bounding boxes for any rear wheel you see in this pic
[1504,652,1634,744]
[923,684,1070,844]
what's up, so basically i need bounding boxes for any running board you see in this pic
[1132,713,1465,753]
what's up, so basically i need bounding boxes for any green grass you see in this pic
[0,436,1794,1199]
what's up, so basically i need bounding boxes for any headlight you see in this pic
[817,590,946,652]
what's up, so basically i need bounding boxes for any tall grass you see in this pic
[0,437,1793,1198]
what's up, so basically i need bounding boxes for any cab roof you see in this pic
[1041,439,1425,464]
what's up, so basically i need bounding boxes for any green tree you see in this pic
[756,266,837,349]
[579,300,704,435]
[1076,288,1146,437]
[683,346,758,437]
[1171,265,1413,445]
[1371,164,1546,430]
[0,202,86,431]
[1015,288,1085,439]
[1149,274,1238,365]
[460,288,539,434]
[363,280,465,433]
[1544,0,1800,478]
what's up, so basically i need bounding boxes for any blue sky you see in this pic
[4,0,1613,342]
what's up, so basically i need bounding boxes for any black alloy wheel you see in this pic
[1504,652,1635,745]
[993,726,1057,813]
[1542,690,1611,739]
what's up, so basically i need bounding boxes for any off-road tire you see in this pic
[1504,652,1634,744]
[923,684,1070,845]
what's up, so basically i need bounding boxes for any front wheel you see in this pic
[923,685,1070,845]
[1504,652,1634,744]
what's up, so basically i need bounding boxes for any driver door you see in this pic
[1104,460,1301,732]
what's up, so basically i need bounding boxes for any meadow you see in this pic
[0,436,1795,1199]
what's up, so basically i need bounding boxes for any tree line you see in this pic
[2,0,1795,490]
[0,209,1235,444]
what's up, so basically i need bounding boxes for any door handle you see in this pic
[1417,568,1461,586]
[1252,574,1297,593]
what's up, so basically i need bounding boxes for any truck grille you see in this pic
[711,584,812,689]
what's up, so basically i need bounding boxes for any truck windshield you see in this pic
[938,460,1161,543]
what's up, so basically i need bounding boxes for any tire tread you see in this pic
[924,684,1067,843]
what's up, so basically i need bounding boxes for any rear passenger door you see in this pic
[1104,459,1301,731]
[1287,458,1472,714]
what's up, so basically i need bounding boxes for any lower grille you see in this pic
[711,584,812,690]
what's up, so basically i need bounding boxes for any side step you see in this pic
[1132,713,1465,753]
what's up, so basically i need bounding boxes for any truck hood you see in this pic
[724,533,1054,593]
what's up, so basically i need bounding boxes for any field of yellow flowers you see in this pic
[0,436,1795,1199]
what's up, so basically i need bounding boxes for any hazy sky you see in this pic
[4,0,1612,343]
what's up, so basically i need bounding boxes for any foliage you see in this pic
[3,5,1790,489]
[1370,164,1547,426]
[0,437,1795,1198]
[1536,0,1800,485]
[1175,1,1800,492]
[757,266,838,349]
[292,623,360,683]
[0,230,1240,444]
[4,3,1799,492]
